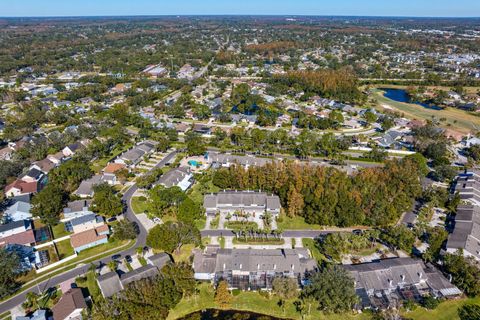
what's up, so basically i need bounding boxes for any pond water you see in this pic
[381,88,443,110]
[179,309,291,320]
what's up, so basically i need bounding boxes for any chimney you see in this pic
[223,263,226,270]
[239,264,242,269]
[274,264,277,270]
[291,264,295,271]
[389,279,393,287]
[448,274,453,282]
[401,274,405,282]
[418,272,423,279]
[257,264,260,270]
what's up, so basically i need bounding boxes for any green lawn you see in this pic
[52,223,71,239]
[172,243,195,263]
[55,239,75,259]
[167,283,371,320]
[402,296,480,320]
[302,238,328,263]
[277,215,325,230]
[90,144,132,173]
[131,196,149,214]
[76,270,102,302]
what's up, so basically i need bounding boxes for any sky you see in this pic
[1,0,480,18]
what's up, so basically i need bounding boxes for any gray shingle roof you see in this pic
[97,272,123,298]
[203,191,281,213]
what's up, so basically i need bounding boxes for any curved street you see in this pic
[0,151,178,314]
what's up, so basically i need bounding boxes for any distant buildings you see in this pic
[343,258,461,310]
[203,190,281,216]
[193,246,317,290]
[446,204,480,261]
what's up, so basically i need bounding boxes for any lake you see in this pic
[381,88,443,110]
[179,309,291,320]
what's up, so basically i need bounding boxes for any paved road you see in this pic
[201,229,351,238]
[0,151,177,314]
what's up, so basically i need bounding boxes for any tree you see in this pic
[31,185,67,226]
[0,248,20,299]
[49,160,93,193]
[177,197,203,223]
[112,220,138,240]
[161,263,196,297]
[380,226,416,252]
[363,111,377,124]
[107,260,117,272]
[92,183,124,218]
[214,280,232,309]
[272,277,299,300]
[302,265,358,313]
[185,132,206,156]
[423,227,448,263]
[458,304,480,320]
[443,252,480,297]
[146,221,200,253]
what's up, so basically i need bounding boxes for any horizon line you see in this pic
[1,14,480,19]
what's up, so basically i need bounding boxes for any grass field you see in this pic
[370,88,480,134]
[55,239,75,259]
[131,196,149,214]
[402,296,480,320]
[167,283,371,320]
[277,215,325,230]
[52,223,71,239]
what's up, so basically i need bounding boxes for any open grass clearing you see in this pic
[371,88,480,134]
[167,282,371,320]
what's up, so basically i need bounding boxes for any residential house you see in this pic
[5,244,48,271]
[51,288,87,320]
[62,143,83,158]
[446,204,480,261]
[5,180,38,198]
[0,220,36,246]
[192,246,317,290]
[115,140,158,167]
[97,253,171,298]
[103,163,126,174]
[157,167,194,191]
[31,158,56,174]
[16,309,50,320]
[3,200,31,223]
[62,200,93,221]
[70,225,109,253]
[203,191,281,216]
[207,152,274,168]
[68,214,105,234]
[47,151,65,165]
[454,169,480,206]
[343,258,461,310]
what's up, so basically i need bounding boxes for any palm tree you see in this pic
[108,260,117,272]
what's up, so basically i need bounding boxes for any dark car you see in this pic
[125,255,132,263]
[112,254,121,260]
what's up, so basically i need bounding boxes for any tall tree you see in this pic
[0,248,20,299]
[214,280,232,309]
[92,183,124,217]
[31,185,67,226]
[146,221,200,253]
[302,265,358,313]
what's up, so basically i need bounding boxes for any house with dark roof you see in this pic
[192,246,316,290]
[62,143,83,158]
[63,200,93,221]
[157,166,193,191]
[207,152,274,168]
[51,288,87,320]
[446,204,480,261]
[343,258,461,310]
[115,140,158,167]
[97,253,171,298]
[203,191,281,216]
[3,200,31,223]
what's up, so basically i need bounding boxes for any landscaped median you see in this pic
[0,239,135,303]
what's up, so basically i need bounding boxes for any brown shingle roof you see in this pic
[0,229,35,246]
[70,227,107,249]
[5,180,38,194]
[51,288,86,320]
